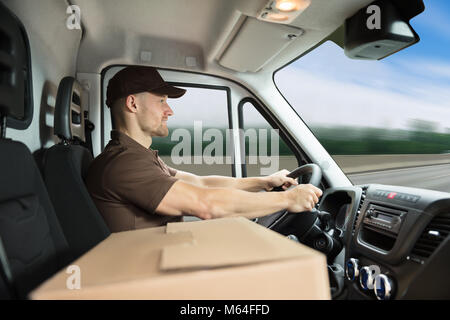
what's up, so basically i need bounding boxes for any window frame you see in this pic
[238,97,309,177]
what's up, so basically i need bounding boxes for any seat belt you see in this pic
[0,236,18,299]
[0,107,7,138]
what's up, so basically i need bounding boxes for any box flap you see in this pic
[161,217,319,270]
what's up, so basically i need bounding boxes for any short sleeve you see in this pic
[160,160,177,177]
[168,166,177,177]
[104,152,178,213]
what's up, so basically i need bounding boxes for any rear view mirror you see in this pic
[344,0,424,60]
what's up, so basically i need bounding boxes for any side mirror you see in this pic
[344,0,423,60]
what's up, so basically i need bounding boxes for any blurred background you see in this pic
[154,1,450,192]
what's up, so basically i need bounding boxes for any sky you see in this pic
[274,0,450,133]
[163,1,450,133]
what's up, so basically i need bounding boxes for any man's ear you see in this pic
[125,94,138,113]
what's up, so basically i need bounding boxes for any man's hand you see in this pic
[285,184,323,213]
[264,169,299,191]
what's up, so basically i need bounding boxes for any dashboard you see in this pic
[317,184,450,300]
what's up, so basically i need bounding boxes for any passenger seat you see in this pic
[43,77,110,261]
[0,3,71,298]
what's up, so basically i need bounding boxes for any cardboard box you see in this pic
[30,217,330,299]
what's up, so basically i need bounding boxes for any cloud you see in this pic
[280,41,450,110]
[396,58,450,81]
[275,67,450,132]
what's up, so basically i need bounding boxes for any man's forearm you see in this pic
[174,171,267,192]
[203,187,290,219]
[156,180,320,220]
[200,176,268,192]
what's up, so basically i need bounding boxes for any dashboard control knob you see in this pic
[374,274,394,300]
[359,266,376,290]
[346,258,360,281]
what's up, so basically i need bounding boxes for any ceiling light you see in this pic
[276,0,297,12]
[258,0,311,24]
[276,0,311,12]
[266,13,289,21]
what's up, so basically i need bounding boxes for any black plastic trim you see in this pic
[237,97,305,177]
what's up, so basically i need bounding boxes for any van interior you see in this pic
[0,0,449,300]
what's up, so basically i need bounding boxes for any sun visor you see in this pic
[218,17,303,73]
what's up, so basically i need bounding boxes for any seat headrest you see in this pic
[0,2,33,135]
[54,77,86,142]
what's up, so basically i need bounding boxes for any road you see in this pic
[161,155,450,193]
[348,163,450,193]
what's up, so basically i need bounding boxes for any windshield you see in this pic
[274,2,450,193]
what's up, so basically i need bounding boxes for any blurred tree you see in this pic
[407,119,438,133]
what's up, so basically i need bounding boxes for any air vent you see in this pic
[411,214,450,259]
[352,186,368,235]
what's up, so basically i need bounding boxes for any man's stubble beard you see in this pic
[152,124,169,137]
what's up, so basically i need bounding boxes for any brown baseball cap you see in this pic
[106,66,186,107]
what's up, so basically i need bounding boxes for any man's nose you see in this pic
[165,104,174,116]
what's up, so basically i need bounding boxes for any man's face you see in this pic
[135,92,174,137]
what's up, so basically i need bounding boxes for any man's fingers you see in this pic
[312,191,319,204]
[278,178,297,190]
[308,184,322,197]
[281,177,297,186]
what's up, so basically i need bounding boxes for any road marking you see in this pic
[425,173,450,180]
[349,164,450,177]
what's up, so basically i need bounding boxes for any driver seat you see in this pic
[43,77,110,261]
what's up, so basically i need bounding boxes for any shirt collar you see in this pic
[110,130,158,155]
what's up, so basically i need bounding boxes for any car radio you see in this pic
[362,204,406,236]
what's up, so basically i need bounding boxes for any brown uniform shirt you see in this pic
[85,130,182,232]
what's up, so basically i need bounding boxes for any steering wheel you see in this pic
[256,163,323,237]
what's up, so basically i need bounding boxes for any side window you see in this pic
[151,86,233,176]
[239,100,298,177]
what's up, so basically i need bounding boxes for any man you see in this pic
[86,66,322,232]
